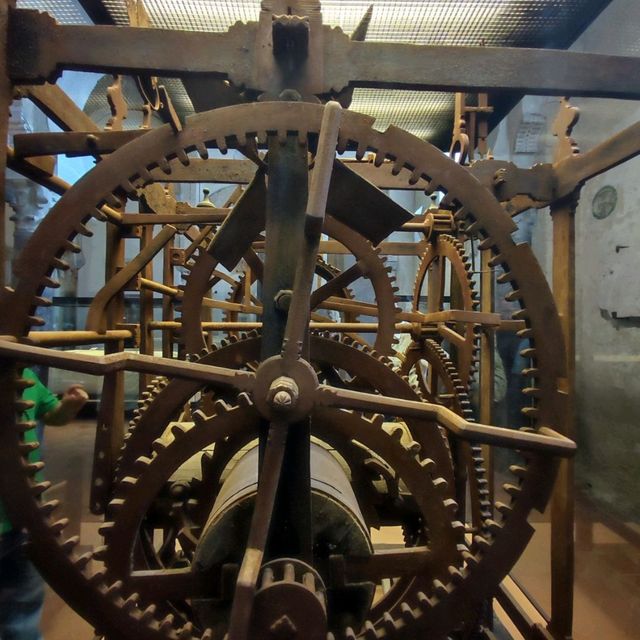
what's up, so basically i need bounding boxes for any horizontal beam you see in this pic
[9,9,640,100]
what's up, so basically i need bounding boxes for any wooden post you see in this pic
[548,197,576,640]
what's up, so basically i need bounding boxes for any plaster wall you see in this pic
[491,0,640,519]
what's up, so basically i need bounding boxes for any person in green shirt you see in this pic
[0,368,88,640]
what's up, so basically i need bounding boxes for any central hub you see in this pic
[253,356,318,422]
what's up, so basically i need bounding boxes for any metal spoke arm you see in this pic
[315,384,576,457]
[281,101,342,363]
[0,339,255,392]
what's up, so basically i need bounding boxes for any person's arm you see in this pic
[43,384,89,426]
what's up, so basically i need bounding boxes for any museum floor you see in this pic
[38,419,640,640]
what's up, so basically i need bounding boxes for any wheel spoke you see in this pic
[281,102,342,363]
[314,384,575,456]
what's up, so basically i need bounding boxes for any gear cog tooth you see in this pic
[485,519,503,534]
[443,498,458,515]
[463,550,480,568]
[92,545,108,561]
[123,592,141,613]
[105,579,123,598]
[25,460,45,476]
[40,499,60,516]
[159,613,176,632]
[98,522,115,537]
[283,562,296,582]
[382,612,397,633]
[195,142,208,160]
[87,569,107,587]
[178,622,194,639]
[400,602,416,623]
[496,501,513,516]
[192,409,207,427]
[19,441,39,455]
[60,535,80,554]
[176,148,190,166]
[420,458,435,472]
[133,456,153,473]
[363,620,377,639]
[201,627,214,640]
[171,423,189,439]
[157,156,172,175]
[432,579,449,598]
[503,483,521,498]
[73,552,93,571]
[433,477,448,492]
[417,590,435,610]
[49,518,69,536]
[522,406,539,418]
[140,604,157,624]
[448,565,465,584]
[30,480,51,497]
[261,567,275,588]
[473,534,491,551]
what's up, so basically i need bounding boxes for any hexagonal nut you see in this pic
[267,375,299,410]
[274,289,293,312]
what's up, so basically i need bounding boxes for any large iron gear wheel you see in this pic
[0,101,568,640]
[412,233,480,387]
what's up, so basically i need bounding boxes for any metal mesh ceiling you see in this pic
[17,0,612,142]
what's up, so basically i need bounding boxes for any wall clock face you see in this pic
[592,185,617,219]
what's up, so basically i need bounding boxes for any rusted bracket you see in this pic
[9,8,640,100]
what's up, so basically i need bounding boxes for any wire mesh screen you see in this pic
[20,0,612,142]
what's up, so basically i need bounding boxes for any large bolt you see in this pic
[274,289,293,312]
[267,376,299,411]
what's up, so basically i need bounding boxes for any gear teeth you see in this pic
[382,612,397,633]
[140,604,157,624]
[417,590,435,609]
[433,477,448,492]
[503,483,521,498]
[60,536,79,553]
[76,222,93,237]
[25,460,45,476]
[171,423,189,439]
[92,545,108,561]
[159,614,175,632]
[88,569,107,587]
[98,522,115,537]
[522,387,541,397]
[432,579,449,598]
[74,552,93,570]
[448,565,465,584]
[41,275,61,288]
[19,441,39,455]
[157,156,172,174]
[28,315,46,327]
[34,294,52,307]
[389,425,404,441]
[49,518,69,535]
[40,499,60,516]
[443,498,458,515]
[52,256,70,271]
[195,142,209,160]
[30,481,51,497]
[463,550,480,568]
[400,602,416,623]
[176,149,190,166]
[178,622,195,639]
[15,420,36,433]
[103,192,123,208]
[363,620,378,639]
[485,519,503,534]
[512,308,529,320]
[123,593,141,613]
[420,458,435,472]
[517,328,533,339]
[105,580,123,598]
[201,628,214,640]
